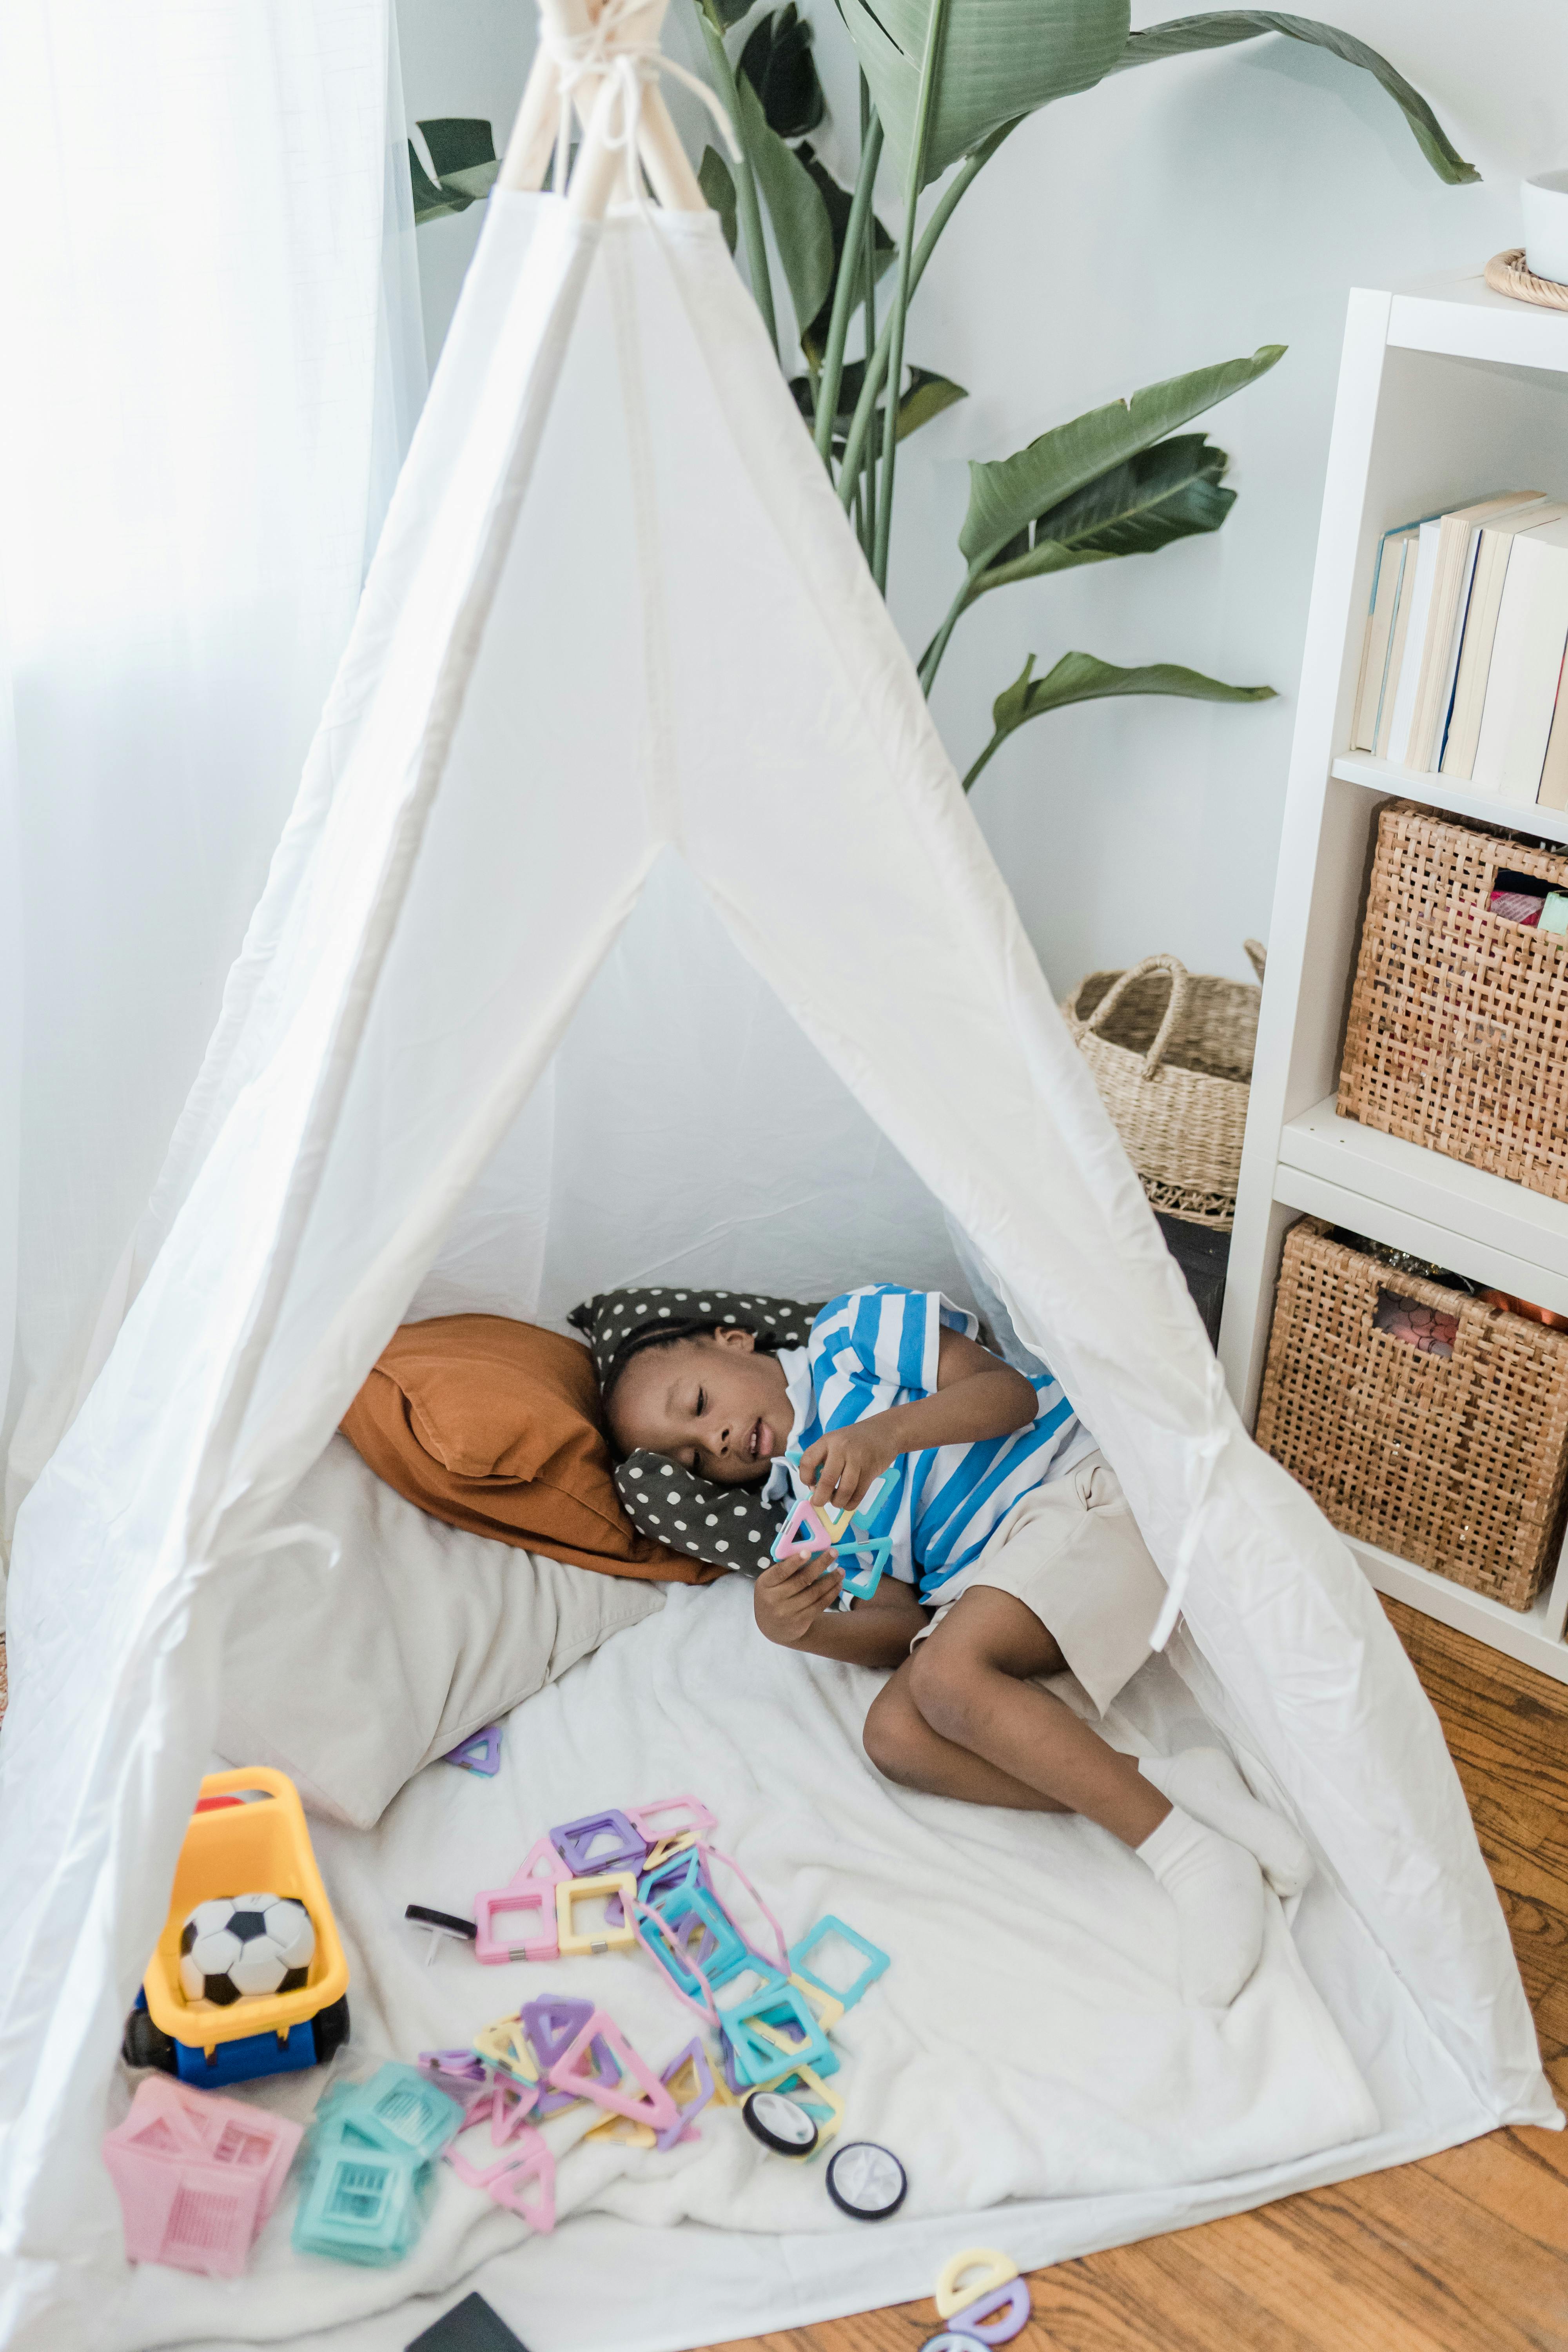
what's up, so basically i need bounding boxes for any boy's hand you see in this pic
[754,1553,844,1648]
[798,1422,898,1516]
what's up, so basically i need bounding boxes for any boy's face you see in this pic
[606,1328,792,1483]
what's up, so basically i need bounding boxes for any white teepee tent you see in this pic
[0,7,1556,2340]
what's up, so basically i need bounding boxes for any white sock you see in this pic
[1136,1804,1265,2008]
[1139,1747,1313,1899]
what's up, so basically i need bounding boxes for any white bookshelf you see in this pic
[1218,270,1568,1684]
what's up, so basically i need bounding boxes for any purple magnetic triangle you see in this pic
[443,1724,503,1775]
[548,1808,646,1876]
[521,1996,596,2071]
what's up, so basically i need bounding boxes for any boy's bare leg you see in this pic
[863,1671,1071,1813]
[894,1585,1169,1847]
[869,1584,1265,2006]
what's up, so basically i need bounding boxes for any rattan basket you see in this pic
[1339,802,1568,1200]
[1255,1217,1568,1610]
[1062,947,1262,1230]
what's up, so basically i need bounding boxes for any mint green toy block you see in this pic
[789,1916,890,2014]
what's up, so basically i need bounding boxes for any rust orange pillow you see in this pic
[339,1314,717,1584]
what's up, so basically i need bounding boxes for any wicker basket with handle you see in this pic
[1061,947,1263,1230]
[1255,1216,1568,1610]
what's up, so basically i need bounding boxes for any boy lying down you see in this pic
[606,1285,1311,2009]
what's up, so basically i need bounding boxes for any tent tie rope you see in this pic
[541,0,740,203]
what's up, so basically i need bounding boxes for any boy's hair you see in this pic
[601,1319,779,1413]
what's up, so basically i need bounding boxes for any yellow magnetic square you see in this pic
[789,1972,845,2034]
[555,1871,638,1955]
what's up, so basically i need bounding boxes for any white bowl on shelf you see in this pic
[1522,169,1568,285]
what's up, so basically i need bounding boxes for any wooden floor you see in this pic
[715,1599,1568,2352]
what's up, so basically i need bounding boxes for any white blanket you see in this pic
[112,1579,1497,2352]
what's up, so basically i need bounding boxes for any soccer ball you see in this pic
[178,1892,315,2007]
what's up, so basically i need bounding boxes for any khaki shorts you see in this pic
[911,1450,1167,1717]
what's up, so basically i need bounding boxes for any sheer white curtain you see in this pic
[0,0,426,1570]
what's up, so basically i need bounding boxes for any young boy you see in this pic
[604,1285,1311,2009]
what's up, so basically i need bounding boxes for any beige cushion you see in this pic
[216,1434,664,1828]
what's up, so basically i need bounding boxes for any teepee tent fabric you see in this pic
[0,51,1556,2338]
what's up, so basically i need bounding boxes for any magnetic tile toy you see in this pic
[719,1978,835,2086]
[655,2037,715,2150]
[789,1916,890,2014]
[934,2250,1019,2321]
[548,1809,647,1878]
[473,1874,559,1965]
[545,2009,681,2132]
[624,1795,716,1846]
[554,1873,639,1956]
[443,1725,503,1777]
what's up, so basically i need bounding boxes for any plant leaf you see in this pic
[410,119,499,221]
[971,434,1235,595]
[958,346,1282,572]
[740,5,827,140]
[696,0,757,29]
[796,144,895,366]
[963,650,1274,789]
[837,0,1129,190]
[699,145,740,252]
[735,73,835,345]
[898,367,968,439]
[409,142,456,225]
[791,361,966,446]
[1111,13,1477,184]
[419,118,498,180]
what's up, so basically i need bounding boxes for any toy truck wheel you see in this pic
[122,2008,178,2073]
[312,1994,350,2064]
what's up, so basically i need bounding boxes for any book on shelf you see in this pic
[1472,519,1568,802]
[1350,517,1424,754]
[1406,493,1546,771]
[1444,499,1568,781]
[1350,490,1568,807]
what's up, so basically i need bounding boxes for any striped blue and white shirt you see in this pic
[766,1286,1094,1605]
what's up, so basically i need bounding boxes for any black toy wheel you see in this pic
[312,1994,351,2064]
[122,2008,177,2073]
[825,2140,908,2220]
[742,2088,818,2157]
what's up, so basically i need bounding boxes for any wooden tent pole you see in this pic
[498,46,565,192]
[499,0,709,214]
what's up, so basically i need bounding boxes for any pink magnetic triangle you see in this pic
[772,1497,837,1560]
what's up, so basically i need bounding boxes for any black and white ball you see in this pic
[178,1893,315,2007]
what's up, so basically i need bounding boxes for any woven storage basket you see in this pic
[1061,949,1261,1230]
[1339,801,1568,1199]
[1255,1216,1568,1610]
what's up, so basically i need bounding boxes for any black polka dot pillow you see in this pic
[569,1285,820,1573]
[613,1452,786,1576]
[568,1284,818,1391]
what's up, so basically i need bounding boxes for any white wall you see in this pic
[394,0,1568,994]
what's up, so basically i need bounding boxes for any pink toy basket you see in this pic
[103,2075,302,2276]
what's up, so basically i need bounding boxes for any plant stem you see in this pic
[871,0,950,594]
[917,570,975,694]
[838,118,1018,520]
[695,8,779,360]
[959,730,1002,793]
[858,73,878,559]
[813,111,884,470]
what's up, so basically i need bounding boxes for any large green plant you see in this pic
[686,3,1475,784]
[408,14,1473,789]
